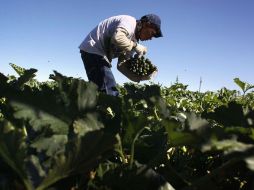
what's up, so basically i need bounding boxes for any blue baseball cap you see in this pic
[140,14,163,38]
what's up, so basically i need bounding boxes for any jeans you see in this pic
[80,50,119,96]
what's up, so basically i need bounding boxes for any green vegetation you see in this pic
[0,63,254,190]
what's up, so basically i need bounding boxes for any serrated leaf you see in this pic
[36,130,117,190]
[73,113,104,136]
[16,68,37,88]
[0,119,33,190]
[76,81,98,111]
[31,135,68,156]
[11,101,69,134]
[9,63,26,76]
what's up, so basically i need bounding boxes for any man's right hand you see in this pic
[134,44,147,56]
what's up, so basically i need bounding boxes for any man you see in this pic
[79,14,163,96]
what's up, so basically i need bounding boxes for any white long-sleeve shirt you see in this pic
[79,15,137,63]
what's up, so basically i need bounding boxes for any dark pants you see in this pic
[80,50,119,96]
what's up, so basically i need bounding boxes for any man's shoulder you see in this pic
[119,15,136,20]
[108,15,136,22]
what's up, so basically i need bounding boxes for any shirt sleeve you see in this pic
[111,27,136,52]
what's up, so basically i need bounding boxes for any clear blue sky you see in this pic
[1,0,254,92]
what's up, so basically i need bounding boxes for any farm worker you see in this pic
[79,14,163,96]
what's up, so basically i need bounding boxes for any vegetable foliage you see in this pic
[0,64,254,190]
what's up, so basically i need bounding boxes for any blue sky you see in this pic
[1,0,254,92]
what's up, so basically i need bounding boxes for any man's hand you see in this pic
[134,44,147,56]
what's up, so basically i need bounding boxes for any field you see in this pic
[0,64,254,190]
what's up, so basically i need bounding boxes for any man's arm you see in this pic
[111,27,136,52]
[112,27,147,56]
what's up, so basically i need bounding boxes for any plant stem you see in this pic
[129,127,150,169]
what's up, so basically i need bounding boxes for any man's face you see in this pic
[139,23,158,41]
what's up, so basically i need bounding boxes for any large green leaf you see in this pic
[202,101,246,127]
[73,113,104,136]
[11,101,69,134]
[0,70,119,189]
[202,138,254,153]
[98,162,175,190]
[31,135,68,156]
[163,119,198,147]
[36,129,117,190]
[0,119,33,190]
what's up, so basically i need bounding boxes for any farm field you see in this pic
[0,64,254,190]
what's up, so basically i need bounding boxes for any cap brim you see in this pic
[154,29,163,38]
